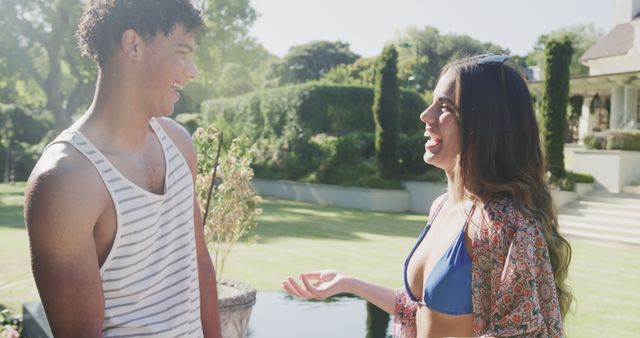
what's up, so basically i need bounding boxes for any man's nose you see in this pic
[186,61,198,81]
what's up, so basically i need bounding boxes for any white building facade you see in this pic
[530,0,640,141]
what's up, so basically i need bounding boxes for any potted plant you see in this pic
[194,126,261,338]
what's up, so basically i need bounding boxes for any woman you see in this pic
[282,54,573,337]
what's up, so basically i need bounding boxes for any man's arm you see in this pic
[193,193,223,338]
[158,118,222,338]
[24,145,107,337]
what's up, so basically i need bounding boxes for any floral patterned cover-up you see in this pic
[393,196,564,338]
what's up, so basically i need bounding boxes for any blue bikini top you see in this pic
[403,199,475,315]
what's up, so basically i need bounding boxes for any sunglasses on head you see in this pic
[476,53,510,65]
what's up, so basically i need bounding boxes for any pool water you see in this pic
[245,292,393,338]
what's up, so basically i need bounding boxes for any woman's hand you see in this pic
[281,269,350,300]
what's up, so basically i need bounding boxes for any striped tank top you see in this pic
[49,118,202,337]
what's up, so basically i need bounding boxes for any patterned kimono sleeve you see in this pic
[473,199,564,338]
[392,288,418,338]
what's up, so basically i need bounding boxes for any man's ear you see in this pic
[121,29,142,60]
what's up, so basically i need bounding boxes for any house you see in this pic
[529,0,640,141]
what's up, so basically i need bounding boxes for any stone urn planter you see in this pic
[218,279,257,338]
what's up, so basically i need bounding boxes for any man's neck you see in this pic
[75,68,155,152]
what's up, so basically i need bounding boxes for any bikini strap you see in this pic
[428,194,448,224]
[461,204,478,233]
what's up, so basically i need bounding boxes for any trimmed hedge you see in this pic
[201,83,425,139]
[200,83,430,188]
[584,130,640,151]
[304,131,433,188]
[308,132,403,189]
[549,171,595,191]
[372,45,400,179]
[568,172,594,184]
[541,37,573,178]
[608,130,640,150]
[583,132,606,150]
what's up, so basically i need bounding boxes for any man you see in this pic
[24,1,222,337]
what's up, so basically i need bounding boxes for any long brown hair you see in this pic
[444,56,573,318]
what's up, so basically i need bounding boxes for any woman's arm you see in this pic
[282,270,396,313]
[283,271,419,336]
[473,199,563,337]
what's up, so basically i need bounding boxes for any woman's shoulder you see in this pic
[480,195,543,238]
[427,193,448,216]
[482,195,515,221]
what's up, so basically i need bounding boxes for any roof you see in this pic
[527,70,640,96]
[580,22,635,62]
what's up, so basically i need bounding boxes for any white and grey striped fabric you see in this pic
[49,118,202,337]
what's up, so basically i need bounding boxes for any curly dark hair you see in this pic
[76,0,205,67]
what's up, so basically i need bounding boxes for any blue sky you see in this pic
[249,0,613,57]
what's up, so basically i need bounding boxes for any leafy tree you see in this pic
[395,26,508,91]
[322,27,509,93]
[0,0,97,131]
[1,104,54,181]
[185,0,275,102]
[372,45,400,179]
[271,40,359,85]
[217,63,255,97]
[0,0,272,127]
[526,24,602,77]
[541,37,573,179]
[319,57,377,87]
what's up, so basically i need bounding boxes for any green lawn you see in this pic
[1,183,639,336]
[0,183,39,318]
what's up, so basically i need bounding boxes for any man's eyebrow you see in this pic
[177,43,194,53]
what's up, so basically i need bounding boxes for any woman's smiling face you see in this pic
[420,69,461,176]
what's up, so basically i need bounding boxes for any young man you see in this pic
[24,1,222,337]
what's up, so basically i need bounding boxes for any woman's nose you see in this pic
[420,104,437,124]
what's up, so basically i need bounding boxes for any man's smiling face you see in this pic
[137,23,198,117]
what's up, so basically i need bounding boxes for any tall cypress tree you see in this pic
[372,44,400,179]
[541,37,573,179]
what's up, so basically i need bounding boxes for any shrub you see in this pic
[567,171,594,184]
[415,169,447,183]
[549,174,576,191]
[583,132,606,149]
[541,36,573,178]
[583,130,640,151]
[251,124,323,181]
[372,44,400,179]
[193,126,261,280]
[175,113,202,135]
[607,129,640,151]
[309,132,375,186]
[201,83,426,188]
[1,304,22,337]
[398,132,430,179]
[547,171,594,192]
[201,83,425,139]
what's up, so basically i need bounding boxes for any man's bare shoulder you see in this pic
[155,117,196,164]
[27,142,104,196]
[25,143,108,337]
[25,142,108,231]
